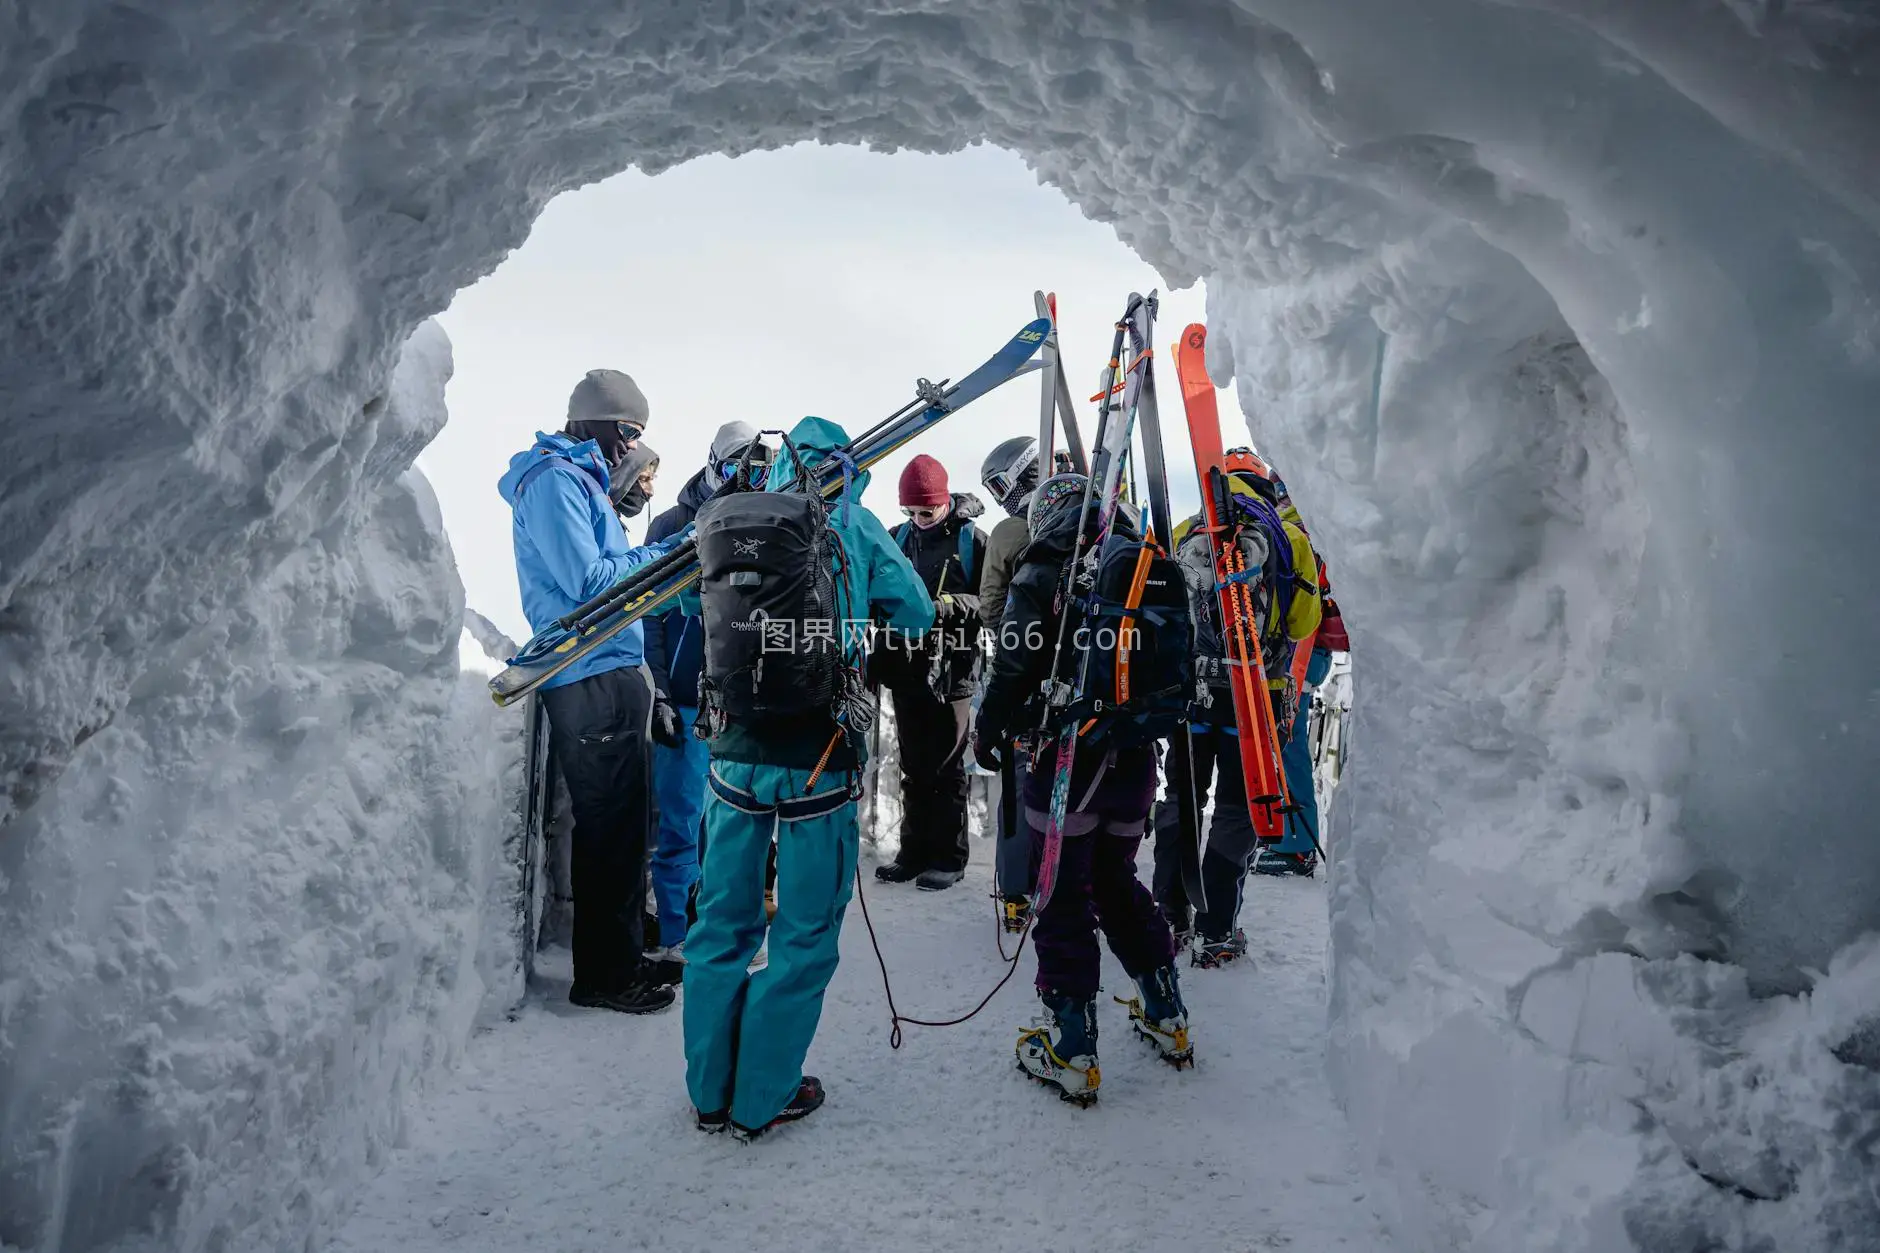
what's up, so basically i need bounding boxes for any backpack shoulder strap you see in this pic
[957,525,977,586]
[893,521,913,553]
[515,451,606,506]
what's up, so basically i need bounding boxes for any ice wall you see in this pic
[0,324,525,1252]
[1,2,1875,1251]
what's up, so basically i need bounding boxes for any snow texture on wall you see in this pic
[1,2,1876,1251]
[0,323,525,1253]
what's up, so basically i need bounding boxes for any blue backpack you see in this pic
[1229,492,1309,680]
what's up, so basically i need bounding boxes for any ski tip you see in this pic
[1183,323,1206,350]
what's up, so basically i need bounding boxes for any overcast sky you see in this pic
[424,142,1242,642]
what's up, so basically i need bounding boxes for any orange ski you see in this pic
[1174,324,1290,839]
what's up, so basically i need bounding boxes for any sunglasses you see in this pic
[616,421,645,443]
[901,505,946,521]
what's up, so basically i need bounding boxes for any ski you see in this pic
[1034,294,1147,913]
[489,316,1052,706]
[1174,323,1289,839]
[1125,300,1206,913]
[1035,290,1059,474]
[1033,291,1090,474]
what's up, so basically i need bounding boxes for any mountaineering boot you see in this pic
[874,860,921,884]
[643,944,686,986]
[731,1077,825,1142]
[569,978,676,1015]
[1116,965,1194,1068]
[916,867,965,892]
[1256,848,1316,877]
[695,1108,729,1134]
[1164,903,1194,950]
[1000,894,1032,934]
[1017,992,1101,1106]
[1190,928,1248,969]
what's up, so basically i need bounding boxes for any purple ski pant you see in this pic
[1025,745,1178,999]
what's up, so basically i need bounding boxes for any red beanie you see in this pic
[898,455,950,508]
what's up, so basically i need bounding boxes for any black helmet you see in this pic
[980,435,1041,517]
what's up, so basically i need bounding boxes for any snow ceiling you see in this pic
[2,2,1876,1251]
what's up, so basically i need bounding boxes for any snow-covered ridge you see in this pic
[1,3,1875,1251]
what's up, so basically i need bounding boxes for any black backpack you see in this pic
[1064,530,1195,747]
[694,437,844,728]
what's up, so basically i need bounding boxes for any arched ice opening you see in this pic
[1,3,1877,1251]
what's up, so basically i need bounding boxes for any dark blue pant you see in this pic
[1027,746,1174,998]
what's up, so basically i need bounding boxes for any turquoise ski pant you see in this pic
[683,760,858,1129]
[1273,650,1332,856]
[1272,702,1319,855]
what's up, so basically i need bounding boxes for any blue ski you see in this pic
[489,317,1051,706]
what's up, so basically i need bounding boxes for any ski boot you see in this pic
[1116,966,1194,1068]
[1255,847,1317,877]
[1000,894,1033,934]
[1189,928,1249,969]
[1017,992,1101,1106]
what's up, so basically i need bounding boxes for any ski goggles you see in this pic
[720,461,768,488]
[981,448,1040,504]
[616,420,645,445]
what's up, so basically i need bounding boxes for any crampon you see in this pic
[1114,994,1195,1069]
[1016,1026,1101,1106]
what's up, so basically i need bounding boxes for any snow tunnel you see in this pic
[1,3,1877,1251]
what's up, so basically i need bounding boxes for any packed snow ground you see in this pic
[331,845,1387,1253]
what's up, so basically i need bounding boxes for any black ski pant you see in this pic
[1151,725,1258,940]
[889,681,971,873]
[542,665,654,991]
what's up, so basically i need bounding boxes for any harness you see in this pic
[707,764,860,822]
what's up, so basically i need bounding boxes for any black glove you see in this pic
[972,725,1007,774]
[651,697,685,749]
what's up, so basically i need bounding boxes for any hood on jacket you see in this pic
[498,431,609,505]
[610,442,661,517]
[772,416,869,498]
[675,464,719,514]
[947,491,985,523]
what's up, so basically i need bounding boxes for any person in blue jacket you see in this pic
[682,417,933,1141]
[641,420,758,957]
[498,368,692,1016]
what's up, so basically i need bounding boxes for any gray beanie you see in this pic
[567,369,650,428]
[709,420,759,464]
